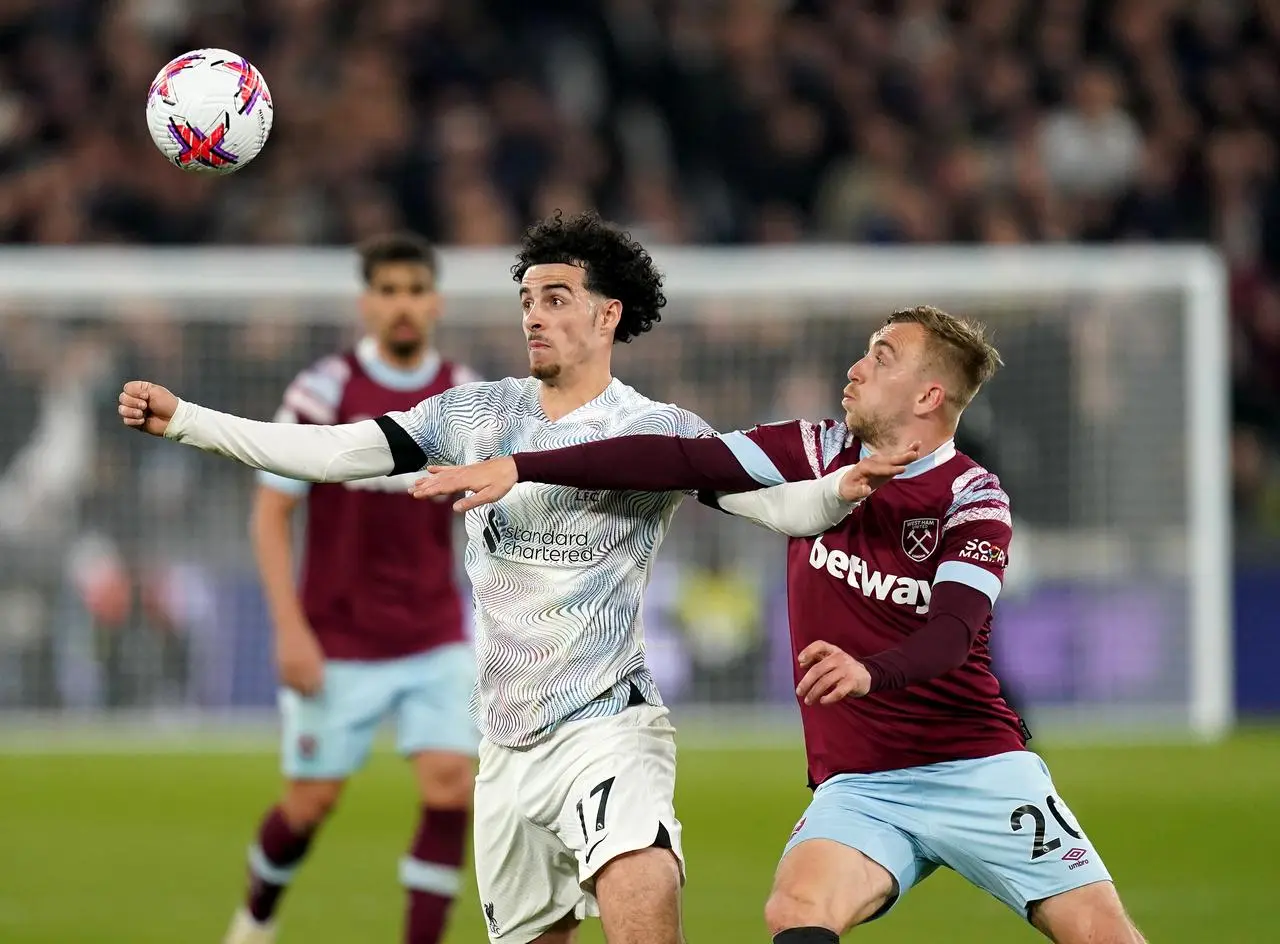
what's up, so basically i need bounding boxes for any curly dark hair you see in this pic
[511,209,666,344]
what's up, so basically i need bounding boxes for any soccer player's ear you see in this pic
[598,299,622,339]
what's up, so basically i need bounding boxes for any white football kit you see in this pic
[386,377,699,941]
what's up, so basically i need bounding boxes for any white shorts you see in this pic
[472,703,685,944]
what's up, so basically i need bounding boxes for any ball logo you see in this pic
[148,53,204,105]
[901,517,939,562]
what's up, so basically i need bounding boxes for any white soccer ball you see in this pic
[145,48,273,174]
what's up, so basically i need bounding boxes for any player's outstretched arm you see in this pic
[118,380,396,482]
[519,434,765,492]
[408,434,763,511]
[410,430,921,527]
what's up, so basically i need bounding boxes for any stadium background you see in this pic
[0,1,1276,942]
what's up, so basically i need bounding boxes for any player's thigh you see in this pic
[919,751,1116,920]
[528,914,580,944]
[278,660,395,780]
[1030,881,1145,944]
[593,847,683,944]
[472,740,585,944]
[394,643,481,761]
[767,779,934,934]
[552,705,686,894]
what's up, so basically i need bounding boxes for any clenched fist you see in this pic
[118,381,178,437]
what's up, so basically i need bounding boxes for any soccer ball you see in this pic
[145,49,273,174]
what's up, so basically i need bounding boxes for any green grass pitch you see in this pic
[1,727,1275,942]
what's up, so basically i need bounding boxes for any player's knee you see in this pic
[765,887,835,937]
[281,779,344,830]
[767,843,893,935]
[415,753,475,809]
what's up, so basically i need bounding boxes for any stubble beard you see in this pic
[531,361,561,382]
[846,407,894,450]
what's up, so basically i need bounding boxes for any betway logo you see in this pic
[808,536,931,614]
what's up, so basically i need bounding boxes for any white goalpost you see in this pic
[0,244,1232,747]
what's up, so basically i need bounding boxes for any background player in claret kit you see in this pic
[118,210,855,944]
[224,235,481,944]
[411,306,1147,944]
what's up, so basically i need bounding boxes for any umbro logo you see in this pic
[1062,847,1091,870]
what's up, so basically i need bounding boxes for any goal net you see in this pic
[0,245,1232,744]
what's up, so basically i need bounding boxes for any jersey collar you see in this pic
[356,336,440,391]
[858,438,956,479]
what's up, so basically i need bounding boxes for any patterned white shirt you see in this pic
[387,377,712,748]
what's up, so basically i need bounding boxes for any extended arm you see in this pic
[512,434,766,492]
[162,399,422,481]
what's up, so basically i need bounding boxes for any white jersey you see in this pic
[386,377,712,748]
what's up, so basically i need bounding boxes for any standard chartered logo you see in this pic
[483,508,598,564]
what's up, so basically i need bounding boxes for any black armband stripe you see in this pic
[375,415,428,475]
[696,489,727,512]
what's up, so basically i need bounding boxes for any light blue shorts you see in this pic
[279,643,479,779]
[784,751,1112,919]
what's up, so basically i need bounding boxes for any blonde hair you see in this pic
[884,305,1003,411]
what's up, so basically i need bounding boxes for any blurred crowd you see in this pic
[1,0,1278,530]
[0,0,1277,710]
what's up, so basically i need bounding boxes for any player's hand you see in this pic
[410,456,519,512]
[838,441,922,502]
[796,640,872,705]
[118,380,178,437]
[275,623,325,696]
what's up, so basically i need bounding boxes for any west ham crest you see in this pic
[901,518,939,562]
[298,734,318,760]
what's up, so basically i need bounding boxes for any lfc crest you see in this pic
[901,518,940,562]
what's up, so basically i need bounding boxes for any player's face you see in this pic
[843,322,930,444]
[361,262,439,360]
[520,263,619,382]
